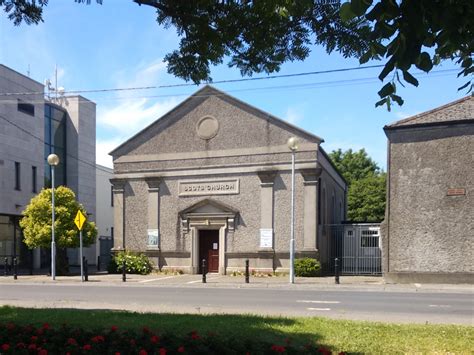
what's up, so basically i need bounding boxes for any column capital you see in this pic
[145,177,162,191]
[257,170,277,185]
[301,166,322,184]
[110,178,126,192]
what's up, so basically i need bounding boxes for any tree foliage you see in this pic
[3,0,472,108]
[135,1,371,84]
[19,186,97,249]
[330,148,379,184]
[329,148,386,222]
[341,0,473,110]
[347,173,386,222]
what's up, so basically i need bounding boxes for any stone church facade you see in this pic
[110,86,346,274]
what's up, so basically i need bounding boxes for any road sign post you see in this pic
[74,210,86,282]
[79,230,83,281]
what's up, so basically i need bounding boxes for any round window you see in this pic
[196,116,219,140]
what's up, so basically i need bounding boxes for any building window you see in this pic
[317,178,321,225]
[44,104,67,187]
[14,162,21,190]
[110,227,114,238]
[17,100,35,116]
[32,166,37,193]
[361,230,380,248]
[111,185,114,207]
[331,191,336,223]
[322,187,326,225]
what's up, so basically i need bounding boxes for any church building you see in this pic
[110,86,346,274]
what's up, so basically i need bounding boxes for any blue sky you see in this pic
[0,1,468,169]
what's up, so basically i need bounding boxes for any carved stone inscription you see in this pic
[179,179,239,196]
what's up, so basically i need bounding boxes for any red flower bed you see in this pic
[0,322,345,354]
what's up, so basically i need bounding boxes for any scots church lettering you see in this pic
[179,179,239,196]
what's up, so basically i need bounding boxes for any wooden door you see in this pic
[199,230,219,273]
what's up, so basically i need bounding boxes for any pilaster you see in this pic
[110,178,126,251]
[301,167,322,251]
[257,171,277,249]
[145,177,161,250]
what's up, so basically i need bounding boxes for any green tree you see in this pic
[20,186,97,273]
[2,1,472,108]
[347,173,386,221]
[330,148,379,184]
[329,148,386,222]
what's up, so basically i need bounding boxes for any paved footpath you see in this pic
[0,272,472,293]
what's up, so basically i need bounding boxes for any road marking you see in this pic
[139,276,177,283]
[187,276,223,284]
[307,308,331,311]
[297,300,340,304]
[429,304,452,308]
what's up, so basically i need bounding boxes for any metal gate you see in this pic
[322,223,381,275]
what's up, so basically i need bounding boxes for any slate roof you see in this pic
[385,95,473,129]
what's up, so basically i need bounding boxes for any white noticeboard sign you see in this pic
[259,229,273,248]
[147,229,159,247]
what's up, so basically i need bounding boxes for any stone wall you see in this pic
[384,123,473,283]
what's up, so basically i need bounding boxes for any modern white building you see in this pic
[81,164,114,269]
[0,64,96,270]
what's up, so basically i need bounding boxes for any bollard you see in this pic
[4,258,7,276]
[97,255,101,272]
[13,257,17,280]
[245,259,249,283]
[122,259,126,282]
[335,258,340,284]
[29,250,33,275]
[84,258,89,282]
[202,259,207,283]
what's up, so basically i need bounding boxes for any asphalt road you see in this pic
[1,283,472,325]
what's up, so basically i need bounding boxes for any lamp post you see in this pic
[287,137,298,284]
[47,153,59,280]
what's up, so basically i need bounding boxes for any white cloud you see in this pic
[115,59,167,93]
[97,59,182,139]
[98,96,180,135]
[395,111,419,119]
[283,106,304,125]
[96,138,123,168]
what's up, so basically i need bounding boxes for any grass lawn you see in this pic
[0,306,472,354]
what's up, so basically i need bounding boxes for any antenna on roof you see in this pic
[44,65,66,105]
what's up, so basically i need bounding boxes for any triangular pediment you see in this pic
[110,85,322,160]
[180,199,238,219]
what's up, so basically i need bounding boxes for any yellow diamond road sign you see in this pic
[74,210,86,231]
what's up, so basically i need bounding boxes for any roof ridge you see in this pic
[387,95,472,128]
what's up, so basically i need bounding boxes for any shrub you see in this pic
[0,322,343,354]
[107,251,153,275]
[294,257,321,277]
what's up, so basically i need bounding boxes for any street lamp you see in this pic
[47,153,59,280]
[287,137,299,284]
